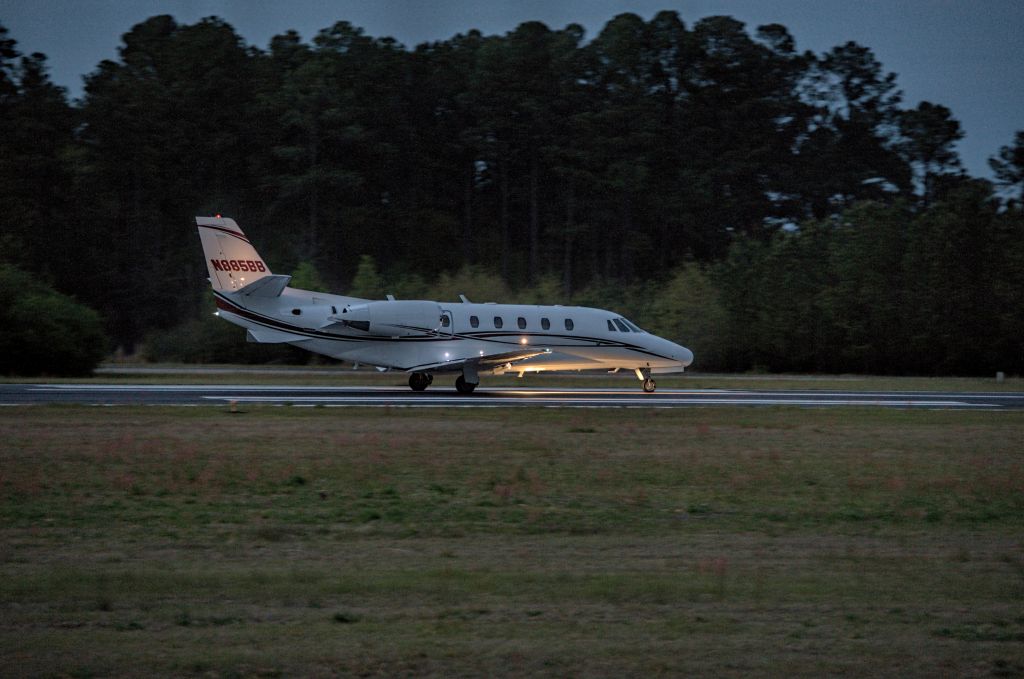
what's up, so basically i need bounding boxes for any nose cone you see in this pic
[652,336,693,367]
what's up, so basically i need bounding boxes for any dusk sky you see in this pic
[3,0,1022,179]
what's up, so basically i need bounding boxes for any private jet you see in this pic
[198,216,693,392]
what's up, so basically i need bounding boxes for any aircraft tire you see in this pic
[455,375,477,394]
[642,378,656,393]
[409,372,430,391]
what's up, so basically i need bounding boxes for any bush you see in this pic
[143,305,312,364]
[0,264,108,375]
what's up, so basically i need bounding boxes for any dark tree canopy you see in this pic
[990,130,1024,201]
[0,14,1021,375]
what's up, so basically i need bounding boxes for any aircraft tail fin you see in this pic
[196,216,272,292]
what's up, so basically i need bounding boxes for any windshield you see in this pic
[608,317,645,333]
[621,318,644,333]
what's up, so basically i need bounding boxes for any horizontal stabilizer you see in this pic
[246,327,309,344]
[237,275,291,298]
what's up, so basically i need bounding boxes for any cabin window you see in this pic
[441,315,451,328]
[607,319,616,331]
[291,308,301,315]
[541,317,550,330]
[614,318,630,332]
[564,318,574,331]
[470,315,479,328]
[331,306,337,314]
[494,316,504,329]
[517,317,527,330]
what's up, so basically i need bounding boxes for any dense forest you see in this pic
[1,12,1022,374]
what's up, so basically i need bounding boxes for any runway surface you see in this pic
[2,384,1022,409]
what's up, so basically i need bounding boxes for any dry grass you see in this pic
[2,406,1023,677]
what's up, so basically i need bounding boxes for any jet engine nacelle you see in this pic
[339,300,443,335]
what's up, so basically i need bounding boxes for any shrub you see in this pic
[0,264,108,375]
[143,308,311,364]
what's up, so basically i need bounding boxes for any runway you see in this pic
[2,384,1022,409]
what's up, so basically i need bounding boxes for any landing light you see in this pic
[520,337,528,345]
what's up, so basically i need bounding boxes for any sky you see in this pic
[3,0,1022,179]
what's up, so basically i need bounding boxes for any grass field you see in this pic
[2,405,1023,677]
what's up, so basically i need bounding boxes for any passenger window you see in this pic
[564,318,574,331]
[541,318,550,330]
[441,315,451,328]
[607,319,616,331]
[517,317,527,330]
[614,319,630,332]
[494,316,504,329]
[470,315,479,328]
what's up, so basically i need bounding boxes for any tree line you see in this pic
[1,13,1022,374]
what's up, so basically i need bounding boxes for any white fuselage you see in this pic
[213,286,693,376]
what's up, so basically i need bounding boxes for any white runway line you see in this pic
[203,395,991,407]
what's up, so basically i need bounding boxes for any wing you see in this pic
[404,347,552,373]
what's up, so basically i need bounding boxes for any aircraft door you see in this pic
[441,310,454,337]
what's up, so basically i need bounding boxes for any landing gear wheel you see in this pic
[409,372,430,392]
[642,377,656,393]
[455,375,477,394]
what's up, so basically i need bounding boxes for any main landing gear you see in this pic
[408,372,479,394]
[635,367,657,393]
[409,372,433,391]
[455,375,477,394]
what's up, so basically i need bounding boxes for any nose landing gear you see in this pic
[635,367,656,393]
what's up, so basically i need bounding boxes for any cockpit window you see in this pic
[613,318,630,332]
[607,319,617,331]
[623,318,644,333]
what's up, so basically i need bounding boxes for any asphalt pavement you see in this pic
[2,384,1022,409]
